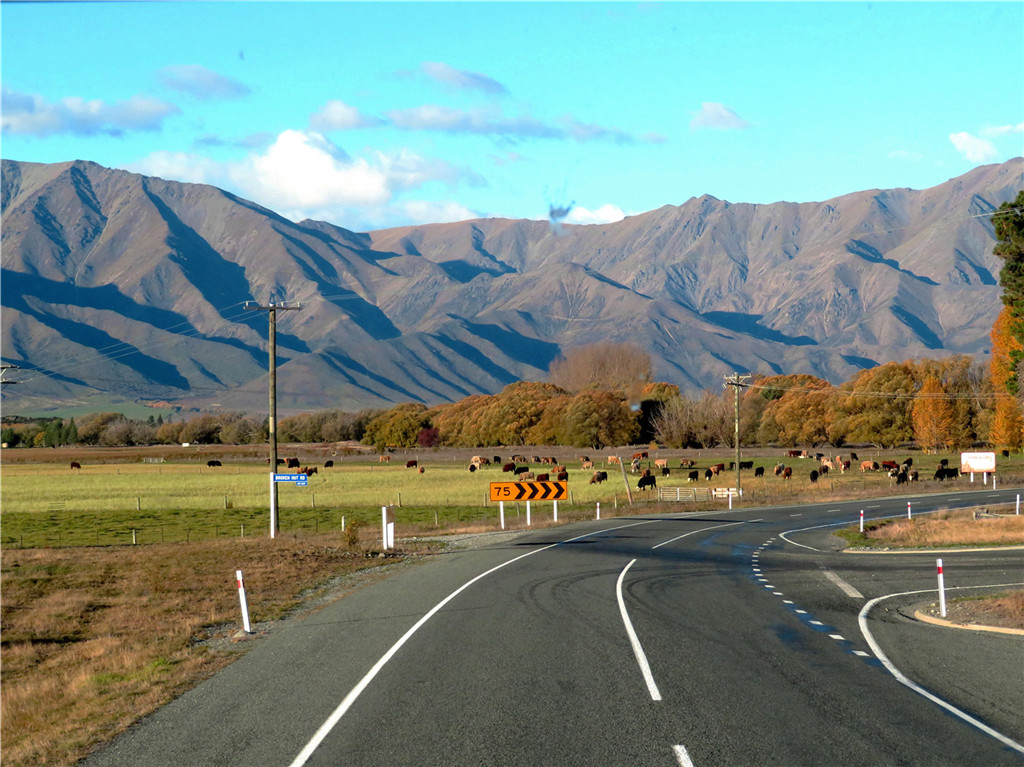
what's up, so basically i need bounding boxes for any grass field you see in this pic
[2,444,1024,767]
[5,445,1023,549]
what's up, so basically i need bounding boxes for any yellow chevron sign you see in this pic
[489,480,568,502]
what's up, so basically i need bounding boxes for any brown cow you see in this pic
[711,463,725,475]
[782,466,792,480]
[502,462,516,473]
[406,460,418,469]
[379,455,391,463]
[607,455,621,465]
[70,461,81,470]
[556,471,569,481]
[581,460,594,470]
[536,473,550,482]
[654,458,668,469]
[860,460,879,472]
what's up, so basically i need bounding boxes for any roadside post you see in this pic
[499,501,505,530]
[236,570,252,633]
[381,506,395,549]
[907,501,912,520]
[596,501,601,520]
[859,509,864,533]
[936,559,947,618]
[489,480,567,529]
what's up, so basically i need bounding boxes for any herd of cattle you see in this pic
[66,450,972,490]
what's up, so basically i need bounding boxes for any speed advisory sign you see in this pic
[489,481,567,502]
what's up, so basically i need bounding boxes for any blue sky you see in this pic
[3,1,1022,232]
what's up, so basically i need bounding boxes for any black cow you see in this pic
[70,461,81,470]
[754,466,765,477]
[514,466,530,475]
[739,460,753,470]
[661,467,670,477]
[287,457,300,469]
[493,456,503,465]
[688,470,699,482]
[468,464,477,472]
[557,471,569,481]
[704,468,714,480]
[637,475,657,491]
[207,460,222,467]
[324,460,334,469]
[809,470,818,483]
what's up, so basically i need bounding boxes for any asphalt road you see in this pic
[82,487,1024,767]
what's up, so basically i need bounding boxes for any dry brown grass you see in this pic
[0,533,399,767]
[862,509,1024,548]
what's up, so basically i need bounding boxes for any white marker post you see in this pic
[1017,494,1020,516]
[937,559,947,618]
[907,501,912,520]
[859,509,864,533]
[553,499,558,522]
[596,501,601,520]
[526,500,531,527]
[236,570,252,633]
[499,501,505,530]
[381,506,395,549]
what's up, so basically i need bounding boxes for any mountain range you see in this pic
[1,157,1022,416]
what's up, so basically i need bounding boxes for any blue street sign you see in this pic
[274,473,308,483]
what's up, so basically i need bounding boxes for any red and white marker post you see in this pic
[907,501,912,520]
[859,509,864,533]
[236,570,252,633]
[936,559,947,618]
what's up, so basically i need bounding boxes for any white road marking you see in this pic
[853,650,870,657]
[826,508,840,513]
[617,559,662,701]
[673,744,696,766]
[651,519,747,549]
[822,569,864,599]
[830,634,845,640]
[859,583,1024,756]
[795,609,807,614]
[809,620,824,626]
[287,520,656,767]
[783,599,794,604]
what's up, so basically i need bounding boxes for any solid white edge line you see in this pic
[858,583,1024,755]
[288,520,655,767]
[617,559,662,701]
[673,743,696,766]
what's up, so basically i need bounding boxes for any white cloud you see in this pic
[949,131,999,163]
[310,100,381,131]
[565,204,626,225]
[157,65,250,100]
[421,62,508,96]
[1,87,179,136]
[981,123,1024,138]
[690,102,750,130]
[129,129,484,230]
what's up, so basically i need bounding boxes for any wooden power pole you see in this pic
[724,372,751,497]
[245,300,301,537]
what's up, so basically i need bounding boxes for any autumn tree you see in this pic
[831,362,917,448]
[912,376,955,452]
[771,378,837,447]
[558,390,638,449]
[548,342,651,395]
[362,403,432,450]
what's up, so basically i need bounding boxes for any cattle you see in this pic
[782,467,792,480]
[881,460,899,472]
[554,465,567,474]
[754,466,765,477]
[607,456,621,465]
[521,471,536,481]
[655,458,668,469]
[206,460,222,467]
[711,463,725,476]
[902,458,913,468]
[939,458,949,467]
[704,468,714,480]
[324,460,334,469]
[861,461,879,472]
[379,455,391,463]
[841,460,851,472]
[887,467,901,479]
[468,464,477,472]
[531,456,541,464]
[287,458,300,468]
[632,451,648,460]
[934,467,960,481]
[688,470,700,482]
[543,456,557,465]
[809,470,819,483]
[637,475,657,491]
[909,470,919,481]
[774,463,785,476]
[406,460,418,469]
[728,462,735,471]
[502,462,516,473]
[581,460,594,470]
[739,460,753,470]
[679,459,695,469]
[895,471,908,486]
[589,471,608,484]
[787,450,802,458]
[418,466,425,474]
[579,455,590,463]
[1002,449,1011,458]
[302,466,318,477]
[849,452,858,461]
[661,467,671,477]
[514,466,530,475]
[819,464,829,476]
[276,458,286,466]
[640,468,652,478]
[536,473,550,482]
[556,471,569,482]
[471,456,483,465]
[630,458,641,473]
[70,461,81,470]
[493,456,503,465]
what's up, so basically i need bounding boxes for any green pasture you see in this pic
[2,451,1019,548]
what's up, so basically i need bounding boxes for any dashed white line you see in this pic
[830,634,845,640]
[822,569,865,599]
[673,744,696,767]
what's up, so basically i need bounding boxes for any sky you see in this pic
[2,1,1022,233]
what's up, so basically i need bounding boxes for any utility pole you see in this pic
[724,372,751,498]
[0,364,20,387]
[245,300,301,537]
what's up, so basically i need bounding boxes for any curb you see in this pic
[913,609,1024,636]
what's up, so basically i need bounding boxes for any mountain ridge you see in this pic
[1,157,1021,415]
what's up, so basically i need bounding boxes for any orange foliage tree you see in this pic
[912,376,954,452]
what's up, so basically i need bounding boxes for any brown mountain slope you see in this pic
[1,158,1021,415]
